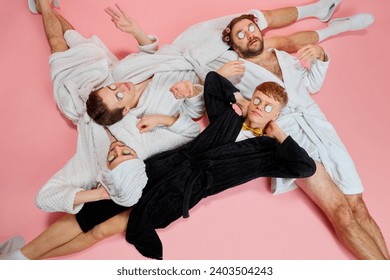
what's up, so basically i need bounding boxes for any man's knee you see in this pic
[331,203,356,229]
[90,223,117,241]
[346,194,371,222]
[205,71,219,84]
[89,210,130,241]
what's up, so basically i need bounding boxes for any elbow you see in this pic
[300,158,317,178]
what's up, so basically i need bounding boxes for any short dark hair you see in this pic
[86,91,125,126]
[222,14,259,48]
[255,82,288,107]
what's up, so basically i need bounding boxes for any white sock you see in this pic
[0,236,25,255]
[316,13,374,42]
[297,0,341,21]
[0,249,30,260]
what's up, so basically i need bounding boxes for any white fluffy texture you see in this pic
[231,51,364,195]
[98,159,148,207]
[168,10,364,195]
[35,31,201,214]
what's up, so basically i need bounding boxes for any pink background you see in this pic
[1,0,389,260]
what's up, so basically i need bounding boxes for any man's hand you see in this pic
[234,92,249,117]
[216,60,245,78]
[105,4,142,36]
[137,114,178,133]
[297,44,327,62]
[170,81,202,99]
[264,121,288,143]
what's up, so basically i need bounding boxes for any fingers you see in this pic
[105,7,120,19]
[298,46,316,61]
[115,3,126,16]
[298,44,324,61]
[169,86,181,98]
[136,119,148,133]
[170,82,192,99]
[297,44,311,54]
[226,60,244,65]
[218,60,245,77]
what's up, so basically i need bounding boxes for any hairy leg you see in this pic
[52,9,75,34]
[21,214,83,260]
[261,7,298,29]
[39,209,131,259]
[262,0,341,29]
[296,162,386,259]
[345,194,389,259]
[265,31,319,53]
[37,0,69,53]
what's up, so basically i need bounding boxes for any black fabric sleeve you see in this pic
[273,136,316,178]
[204,71,239,123]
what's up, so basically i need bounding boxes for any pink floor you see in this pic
[1,0,389,260]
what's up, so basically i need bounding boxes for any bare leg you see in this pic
[37,0,69,53]
[346,194,390,259]
[265,13,374,52]
[52,9,75,34]
[40,209,131,259]
[266,31,319,53]
[296,162,386,259]
[261,8,298,29]
[21,214,83,260]
[261,0,341,29]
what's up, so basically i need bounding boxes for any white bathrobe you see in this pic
[233,50,363,195]
[35,31,201,213]
[167,10,364,195]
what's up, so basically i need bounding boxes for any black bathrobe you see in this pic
[76,71,316,260]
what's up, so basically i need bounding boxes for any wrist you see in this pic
[275,130,288,143]
[192,85,203,97]
[161,115,178,127]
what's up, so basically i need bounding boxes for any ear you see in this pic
[122,107,130,116]
[271,113,280,121]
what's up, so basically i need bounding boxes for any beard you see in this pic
[235,37,264,58]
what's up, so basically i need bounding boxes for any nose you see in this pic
[119,83,127,91]
[247,31,254,39]
[114,146,122,156]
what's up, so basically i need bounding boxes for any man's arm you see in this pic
[73,187,110,206]
[298,44,329,93]
[136,114,180,134]
[264,121,288,144]
[35,155,97,214]
[105,3,158,52]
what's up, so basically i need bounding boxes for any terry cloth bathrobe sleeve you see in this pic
[36,30,118,214]
[123,72,315,260]
[271,50,364,195]
[111,44,206,120]
[37,30,186,214]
